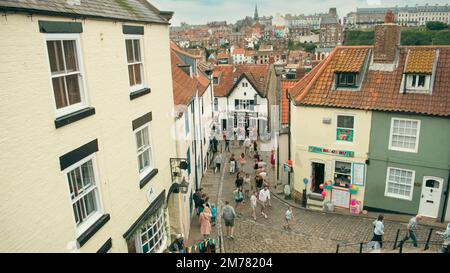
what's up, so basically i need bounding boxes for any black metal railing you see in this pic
[336,227,445,253]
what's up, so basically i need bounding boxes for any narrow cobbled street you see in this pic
[188,141,445,253]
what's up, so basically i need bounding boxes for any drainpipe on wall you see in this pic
[440,169,450,223]
[192,99,199,191]
[287,89,292,187]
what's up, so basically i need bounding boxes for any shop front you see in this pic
[123,190,169,253]
[306,146,367,214]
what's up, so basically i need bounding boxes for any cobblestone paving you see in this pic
[190,142,444,253]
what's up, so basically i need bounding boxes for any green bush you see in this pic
[344,28,450,46]
[426,21,448,31]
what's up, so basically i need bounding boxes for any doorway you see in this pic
[311,162,325,194]
[419,177,444,218]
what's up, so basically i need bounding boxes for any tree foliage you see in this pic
[344,28,450,46]
[426,21,448,31]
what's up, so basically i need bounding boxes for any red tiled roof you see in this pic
[171,50,198,106]
[213,64,270,97]
[217,53,230,59]
[291,46,450,117]
[197,72,210,96]
[281,80,298,124]
[170,41,201,59]
[232,48,245,55]
[404,49,435,74]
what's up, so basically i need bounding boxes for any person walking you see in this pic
[222,201,237,239]
[211,204,217,227]
[250,191,258,221]
[224,133,230,152]
[243,173,251,199]
[234,186,244,213]
[199,204,212,239]
[255,174,264,191]
[371,214,385,248]
[214,153,223,174]
[229,154,236,174]
[259,185,271,219]
[239,153,246,173]
[270,150,276,169]
[193,188,203,216]
[398,214,423,248]
[283,206,293,230]
[253,141,258,153]
[244,137,251,155]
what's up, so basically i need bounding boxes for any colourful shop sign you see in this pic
[308,146,355,158]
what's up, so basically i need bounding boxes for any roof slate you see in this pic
[0,0,169,24]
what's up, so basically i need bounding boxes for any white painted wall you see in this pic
[0,14,176,252]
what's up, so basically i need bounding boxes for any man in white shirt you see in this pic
[259,185,270,219]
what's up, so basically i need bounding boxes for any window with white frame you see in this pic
[135,124,153,177]
[336,115,354,142]
[405,74,430,93]
[66,156,102,233]
[125,37,145,92]
[184,111,190,136]
[46,35,86,116]
[242,82,249,87]
[389,118,420,153]
[136,207,167,253]
[385,167,414,200]
[235,99,255,111]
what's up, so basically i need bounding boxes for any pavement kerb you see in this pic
[270,188,447,229]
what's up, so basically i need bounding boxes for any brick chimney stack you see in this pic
[373,10,401,64]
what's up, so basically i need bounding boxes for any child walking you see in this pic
[284,206,293,230]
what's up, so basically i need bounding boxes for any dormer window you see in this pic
[336,73,357,88]
[404,74,430,93]
[213,77,219,85]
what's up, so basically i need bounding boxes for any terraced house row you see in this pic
[0,0,212,253]
[286,11,450,222]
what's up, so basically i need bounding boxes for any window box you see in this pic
[130,88,151,100]
[54,107,95,129]
[77,214,111,247]
[139,168,159,189]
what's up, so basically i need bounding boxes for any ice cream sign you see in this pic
[308,146,355,158]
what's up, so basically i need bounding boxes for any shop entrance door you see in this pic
[311,162,325,193]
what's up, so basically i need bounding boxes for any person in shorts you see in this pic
[284,206,293,230]
[258,185,270,219]
[222,201,237,239]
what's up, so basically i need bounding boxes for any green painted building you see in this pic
[364,112,450,220]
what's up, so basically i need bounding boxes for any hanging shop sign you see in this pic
[308,146,355,158]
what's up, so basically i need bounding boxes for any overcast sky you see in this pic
[151,0,449,26]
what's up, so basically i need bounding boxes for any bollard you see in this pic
[399,242,403,253]
[424,228,433,251]
[393,229,400,250]
[336,244,340,253]
[359,242,364,253]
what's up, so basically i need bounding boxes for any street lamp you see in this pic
[166,158,190,208]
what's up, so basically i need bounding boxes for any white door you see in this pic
[418,177,444,218]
